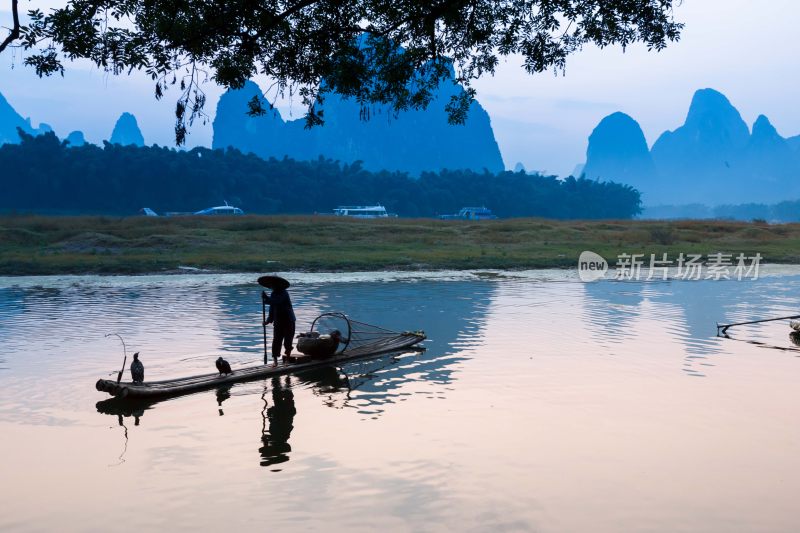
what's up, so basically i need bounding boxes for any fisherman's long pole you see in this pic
[262,296,268,363]
[105,333,127,384]
[717,314,800,335]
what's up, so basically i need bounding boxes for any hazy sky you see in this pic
[2,0,799,175]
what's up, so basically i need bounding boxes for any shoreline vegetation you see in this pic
[0,132,641,220]
[2,215,800,276]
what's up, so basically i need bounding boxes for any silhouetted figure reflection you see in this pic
[259,375,296,468]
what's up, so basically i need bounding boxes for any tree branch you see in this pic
[0,0,20,54]
[276,0,321,23]
[377,0,467,37]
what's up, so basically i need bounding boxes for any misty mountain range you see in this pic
[0,92,54,144]
[582,88,800,206]
[2,85,799,210]
[1,80,505,175]
[1,92,144,149]
[211,80,505,175]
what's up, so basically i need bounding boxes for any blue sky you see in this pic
[2,0,799,175]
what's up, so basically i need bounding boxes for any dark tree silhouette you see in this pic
[0,0,20,53]
[0,129,642,218]
[6,0,682,143]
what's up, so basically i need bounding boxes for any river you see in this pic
[1,269,799,532]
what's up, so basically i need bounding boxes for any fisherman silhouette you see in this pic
[130,352,144,384]
[262,287,296,365]
[259,375,296,468]
[215,356,233,376]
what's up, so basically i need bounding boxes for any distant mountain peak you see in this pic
[109,112,144,146]
[745,114,793,181]
[0,91,36,144]
[212,81,285,157]
[582,111,655,189]
[648,88,752,204]
[751,114,780,140]
[679,88,750,144]
[588,89,800,206]
[66,131,86,147]
[685,88,738,120]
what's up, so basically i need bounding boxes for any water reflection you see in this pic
[5,272,800,422]
[581,276,800,377]
[216,384,233,415]
[259,376,296,469]
[94,353,414,470]
[96,397,154,423]
[295,365,353,407]
[7,273,800,530]
[718,331,800,355]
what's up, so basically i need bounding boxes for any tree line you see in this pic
[0,130,642,219]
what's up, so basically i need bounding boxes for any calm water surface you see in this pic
[1,269,800,532]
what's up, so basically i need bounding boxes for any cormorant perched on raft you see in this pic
[130,352,144,384]
[216,357,233,376]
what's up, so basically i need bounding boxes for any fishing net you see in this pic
[309,312,425,357]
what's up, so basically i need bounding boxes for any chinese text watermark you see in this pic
[578,251,761,282]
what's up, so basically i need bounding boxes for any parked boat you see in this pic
[139,201,245,217]
[194,202,244,215]
[333,205,396,218]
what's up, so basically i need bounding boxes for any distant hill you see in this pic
[109,112,144,146]
[0,92,51,145]
[582,112,655,193]
[212,79,505,175]
[66,131,86,147]
[581,89,800,206]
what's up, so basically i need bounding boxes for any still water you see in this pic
[1,269,800,532]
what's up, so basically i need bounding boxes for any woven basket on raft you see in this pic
[296,331,341,358]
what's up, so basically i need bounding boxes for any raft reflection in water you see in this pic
[97,360,364,468]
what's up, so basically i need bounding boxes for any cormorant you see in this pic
[130,352,144,384]
[216,357,233,376]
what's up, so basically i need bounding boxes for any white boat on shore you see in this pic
[194,202,244,215]
[333,205,396,218]
[139,201,244,217]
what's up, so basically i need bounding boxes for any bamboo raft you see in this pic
[97,318,425,399]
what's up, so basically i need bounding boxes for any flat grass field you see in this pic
[1,215,799,275]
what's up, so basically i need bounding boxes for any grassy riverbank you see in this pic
[1,215,799,275]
